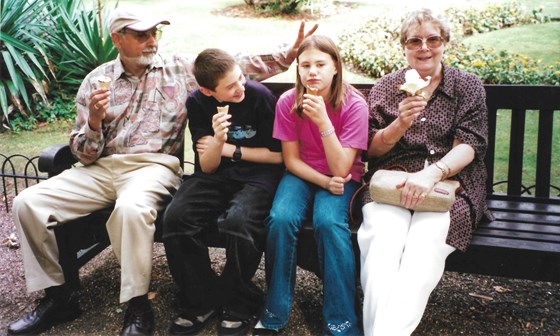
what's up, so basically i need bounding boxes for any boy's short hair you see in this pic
[193,48,237,91]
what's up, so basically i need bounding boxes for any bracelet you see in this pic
[434,161,449,180]
[380,129,397,146]
[439,160,451,175]
[320,127,335,137]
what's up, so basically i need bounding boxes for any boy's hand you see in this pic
[212,111,232,143]
[286,20,319,64]
[196,136,212,155]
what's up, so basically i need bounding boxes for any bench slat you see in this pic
[507,108,526,196]
[480,219,560,235]
[536,109,554,198]
[488,207,560,223]
[487,199,560,212]
[474,227,560,243]
[471,233,560,253]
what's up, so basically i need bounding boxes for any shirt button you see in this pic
[430,149,435,155]
[420,117,426,122]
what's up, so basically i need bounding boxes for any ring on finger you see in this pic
[419,194,426,198]
[94,103,100,109]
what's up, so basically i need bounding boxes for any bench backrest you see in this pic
[262,82,560,205]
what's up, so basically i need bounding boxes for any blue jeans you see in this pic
[260,173,360,335]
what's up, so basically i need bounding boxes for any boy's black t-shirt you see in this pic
[187,80,283,195]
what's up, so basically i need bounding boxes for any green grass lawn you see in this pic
[463,22,560,66]
[493,110,560,195]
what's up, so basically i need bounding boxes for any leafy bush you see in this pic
[338,2,559,84]
[46,0,118,91]
[245,0,301,15]
[446,45,560,85]
[0,0,53,129]
[1,0,117,131]
[9,90,75,132]
[445,2,548,37]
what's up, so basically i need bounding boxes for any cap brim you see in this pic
[126,19,170,32]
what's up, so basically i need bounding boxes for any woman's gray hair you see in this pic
[399,8,451,47]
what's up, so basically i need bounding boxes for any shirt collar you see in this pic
[439,63,455,99]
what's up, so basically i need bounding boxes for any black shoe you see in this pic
[169,309,217,336]
[7,291,81,335]
[253,327,279,336]
[217,311,254,336]
[120,296,154,336]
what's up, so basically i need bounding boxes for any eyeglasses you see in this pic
[120,28,163,42]
[404,36,444,50]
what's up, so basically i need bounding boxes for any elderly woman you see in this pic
[358,8,494,336]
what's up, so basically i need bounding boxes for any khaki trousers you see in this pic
[13,153,182,303]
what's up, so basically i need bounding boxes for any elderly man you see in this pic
[8,8,317,336]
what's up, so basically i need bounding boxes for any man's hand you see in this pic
[88,88,110,131]
[286,20,319,63]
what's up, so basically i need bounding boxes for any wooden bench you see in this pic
[38,83,560,290]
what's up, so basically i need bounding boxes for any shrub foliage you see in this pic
[0,0,117,131]
[338,2,560,84]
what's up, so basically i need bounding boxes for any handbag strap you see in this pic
[349,183,370,225]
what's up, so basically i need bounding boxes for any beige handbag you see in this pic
[369,169,461,212]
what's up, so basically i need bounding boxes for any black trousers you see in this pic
[163,176,272,319]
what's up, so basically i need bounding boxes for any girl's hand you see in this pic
[302,94,329,128]
[326,174,352,195]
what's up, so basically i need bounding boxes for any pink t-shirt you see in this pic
[273,88,368,182]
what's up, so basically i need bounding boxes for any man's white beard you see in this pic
[121,50,157,67]
[135,54,156,66]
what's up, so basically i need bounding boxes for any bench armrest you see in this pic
[38,144,78,177]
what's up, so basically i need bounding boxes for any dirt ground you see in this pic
[1,193,559,336]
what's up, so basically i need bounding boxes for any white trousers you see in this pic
[358,202,456,336]
[12,153,182,303]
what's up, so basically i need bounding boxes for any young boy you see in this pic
[162,48,283,336]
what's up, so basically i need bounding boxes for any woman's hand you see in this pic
[397,96,427,130]
[397,168,440,209]
[326,174,352,195]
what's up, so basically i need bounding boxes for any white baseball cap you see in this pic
[109,9,170,33]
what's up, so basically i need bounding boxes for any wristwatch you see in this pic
[231,144,242,162]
